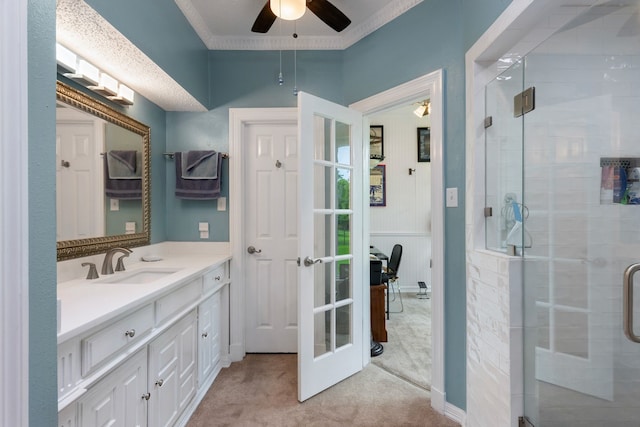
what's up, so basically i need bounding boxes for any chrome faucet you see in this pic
[101,247,132,275]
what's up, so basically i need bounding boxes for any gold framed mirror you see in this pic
[56,81,150,261]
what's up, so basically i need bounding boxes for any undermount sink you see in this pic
[98,268,182,284]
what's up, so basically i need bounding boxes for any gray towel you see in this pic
[107,150,141,179]
[175,151,223,200]
[182,150,218,179]
[104,156,142,200]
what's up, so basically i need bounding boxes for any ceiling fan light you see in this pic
[270,0,306,21]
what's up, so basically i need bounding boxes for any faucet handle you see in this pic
[81,262,99,280]
[115,254,129,272]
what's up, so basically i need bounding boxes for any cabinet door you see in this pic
[148,310,197,427]
[58,404,77,427]
[78,349,147,427]
[198,292,221,385]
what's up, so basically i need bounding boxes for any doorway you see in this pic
[229,69,445,410]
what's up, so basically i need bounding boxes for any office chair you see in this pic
[383,244,403,314]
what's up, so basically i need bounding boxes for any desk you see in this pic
[369,246,388,262]
[370,246,391,320]
[370,284,387,342]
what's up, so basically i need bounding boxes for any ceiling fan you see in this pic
[251,0,352,34]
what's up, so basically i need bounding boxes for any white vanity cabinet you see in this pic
[78,349,147,427]
[197,291,221,385]
[148,310,197,427]
[57,256,231,427]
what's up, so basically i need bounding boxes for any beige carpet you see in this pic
[372,292,431,390]
[187,354,457,427]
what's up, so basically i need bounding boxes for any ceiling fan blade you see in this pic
[307,0,351,32]
[251,1,277,33]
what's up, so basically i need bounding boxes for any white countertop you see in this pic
[57,251,230,343]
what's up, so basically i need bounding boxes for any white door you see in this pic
[245,122,299,353]
[56,121,101,240]
[297,91,364,401]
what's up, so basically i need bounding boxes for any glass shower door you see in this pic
[522,1,640,425]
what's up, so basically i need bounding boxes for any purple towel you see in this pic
[104,156,142,200]
[175,151,223,200]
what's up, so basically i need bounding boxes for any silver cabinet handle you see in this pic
[247,246,262,254]
[124,329,136,338]
[155,379,164,387]
[303,256,323,267]
[215,276,221,281]
[624,263,640,343]
[141,392,151,401]
[202,332,209,338]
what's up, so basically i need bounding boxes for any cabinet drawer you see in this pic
[81,304,153,375]
[155,278,201,325]
[203,263,227,293]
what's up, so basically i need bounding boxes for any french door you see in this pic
[297,92,365,401]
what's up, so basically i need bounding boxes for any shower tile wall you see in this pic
[466,250,523,427]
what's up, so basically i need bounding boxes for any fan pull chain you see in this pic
[278,1,284,85]
[293,21,298,96]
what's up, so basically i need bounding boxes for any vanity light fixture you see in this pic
[89,72,119,97]
[56,43,77,73]
[65,59,100,87]
[413,101,431,117]
[56,43,136,106]
[108,84,135,106]
[270,0,305,20]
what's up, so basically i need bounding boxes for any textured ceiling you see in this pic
[175,0,423,50]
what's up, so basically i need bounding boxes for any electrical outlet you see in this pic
[199,222,209,232]
[200,231,209,239]
[446,187,458,208]
[217,197,226,211]
[110,198,119,211]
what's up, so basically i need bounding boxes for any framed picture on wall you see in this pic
[370,164,386,206]
[370,125,384,161]
[417,127,431,162]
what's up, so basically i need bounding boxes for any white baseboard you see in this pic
[445,403,467,426]
[229,343,244,362]
[431,386,445,413]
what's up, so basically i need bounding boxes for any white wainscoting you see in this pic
[370,232,431,293]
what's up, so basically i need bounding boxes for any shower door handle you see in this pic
[623,263,640,343]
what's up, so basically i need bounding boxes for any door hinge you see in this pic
[519,416,535,427]
[484,116,493,128]
[514,87,535,117]
[484,207,493,217]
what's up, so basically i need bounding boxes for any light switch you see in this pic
[217,197,227,211]
[199,222,209,232]
[446,187,458,208]
[110,198,119,211]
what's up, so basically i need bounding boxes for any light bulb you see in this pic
[270,0,305,21]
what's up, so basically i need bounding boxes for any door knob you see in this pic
[247,246,262,254]
[303,256,323,267]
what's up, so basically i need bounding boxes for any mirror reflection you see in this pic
[56,81,150,261]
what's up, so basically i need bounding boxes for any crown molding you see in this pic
[176,0,423,51]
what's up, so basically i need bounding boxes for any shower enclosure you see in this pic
[485,1,640,425]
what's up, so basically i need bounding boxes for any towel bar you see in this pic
[163,152,229,160]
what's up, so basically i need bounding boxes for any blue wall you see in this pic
[29,0,58,425]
